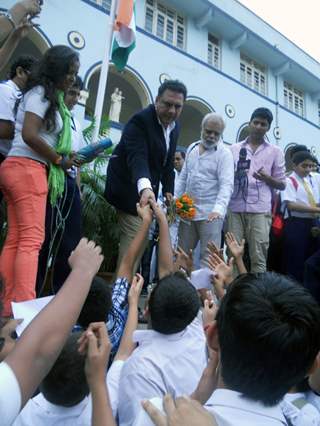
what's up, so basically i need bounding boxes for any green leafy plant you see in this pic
[80,115,119,272]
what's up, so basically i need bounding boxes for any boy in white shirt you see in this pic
[117,200,207,426]
[281,150,320,283]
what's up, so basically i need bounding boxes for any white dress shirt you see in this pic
[175,140,234,219]
[205,389,287,425]
[281,392,320,426]
[281,172,319,219]
[137,120,176,195]
[0,362,22,426]
[0,79,22,156]
[118,313,207,426]
[13,359,124,426]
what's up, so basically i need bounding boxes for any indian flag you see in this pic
[111,0,136,71]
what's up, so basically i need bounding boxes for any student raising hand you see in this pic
[68,238,104,278]
[78,322,116,426]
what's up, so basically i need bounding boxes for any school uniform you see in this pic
[281,172,320,283]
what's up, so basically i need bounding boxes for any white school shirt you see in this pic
[175,140,234,219]
[67,115,85,179]
[117,312,207,426]
[0,79,22,156]
[205,389,287,425]
[137,120,176,195]
[0,362,22,426]
[8,85,63,164]
[281,172,319,219]
[281,392,320,426]
[12,359,124,426]
[310,173,320,206]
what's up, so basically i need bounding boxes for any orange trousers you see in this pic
[0,157,48,316]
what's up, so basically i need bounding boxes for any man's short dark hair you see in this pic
[216,272,320,406]
[250,107,273,126]
[40,332,89,407]
[73,75,84,90]
[9,55,37,79]
[149,272,200,334]
[157,80,187,100]
[292,151,315,165]
[77,276,112,329]
[290,144,309,158]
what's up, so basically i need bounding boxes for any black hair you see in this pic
[40,332,88,407]
[149,272,200,334]
[157,80,187,100]
[290,145,309,158]
[250,107,273,126]
[9,55,37,79]
[73,75,84,90]
[175,149,186,159]
[26,45,79,131]
[77,276,112,329]
[292,151,315,165]
[216,272,320,406]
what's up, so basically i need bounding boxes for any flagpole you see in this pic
[92,0,118,143]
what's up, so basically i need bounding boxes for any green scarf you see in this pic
[48,91,72,206]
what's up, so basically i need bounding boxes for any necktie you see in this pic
[302,179,317,207]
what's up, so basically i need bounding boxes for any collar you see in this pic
[133,328,187,344]
[207,389,285,423]
[33,393,90,416]
[243,136,269,152]
[5,79,22,94]
[157,115,176,133]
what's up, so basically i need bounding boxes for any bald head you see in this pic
[201,113,225,149]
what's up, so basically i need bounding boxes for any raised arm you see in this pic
[117,204,153,282]
[114,273,144,361]
[5,238,103,408]
[150,200,173,279]
[0,0,41,44]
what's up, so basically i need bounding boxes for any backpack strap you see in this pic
[288,176,299,191]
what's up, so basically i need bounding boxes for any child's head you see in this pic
[292,151,316,178]
[77,276,112,329]
[209,272,320,406]
[148,272,200,334]
[40,332,89,407]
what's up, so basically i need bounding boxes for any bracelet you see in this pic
[1,12,17,30]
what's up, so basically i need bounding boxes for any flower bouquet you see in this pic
[167,193,196,225]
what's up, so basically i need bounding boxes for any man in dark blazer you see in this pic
[105,80,187,271]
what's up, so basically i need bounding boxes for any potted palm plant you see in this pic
[80,116,120,278]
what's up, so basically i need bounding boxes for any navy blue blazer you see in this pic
[105,104,180,216]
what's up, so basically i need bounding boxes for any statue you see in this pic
[109,87,125,122]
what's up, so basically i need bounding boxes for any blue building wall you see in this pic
[2,0,320,157]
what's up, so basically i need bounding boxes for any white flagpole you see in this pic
[92,0,118,143]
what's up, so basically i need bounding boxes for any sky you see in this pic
[237,0,320,62]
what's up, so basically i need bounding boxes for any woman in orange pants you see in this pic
[0,45,80,316]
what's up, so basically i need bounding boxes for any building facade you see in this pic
[2,0,320,165]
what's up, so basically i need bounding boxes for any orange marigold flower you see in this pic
[181,194,189,203]
[176,201,183,210]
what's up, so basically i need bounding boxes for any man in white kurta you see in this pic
[176,113,234,266]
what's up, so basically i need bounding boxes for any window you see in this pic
[87,0,111,12]
[208,34,220,69]
[145,0,186,49]
[283,81,304,117]
[240,54,267,95]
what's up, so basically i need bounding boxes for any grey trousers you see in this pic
[226,211,272,273]
[178,218,223,267]
[116,210,149,275]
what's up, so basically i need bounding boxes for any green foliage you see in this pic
[80,115,119,272]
